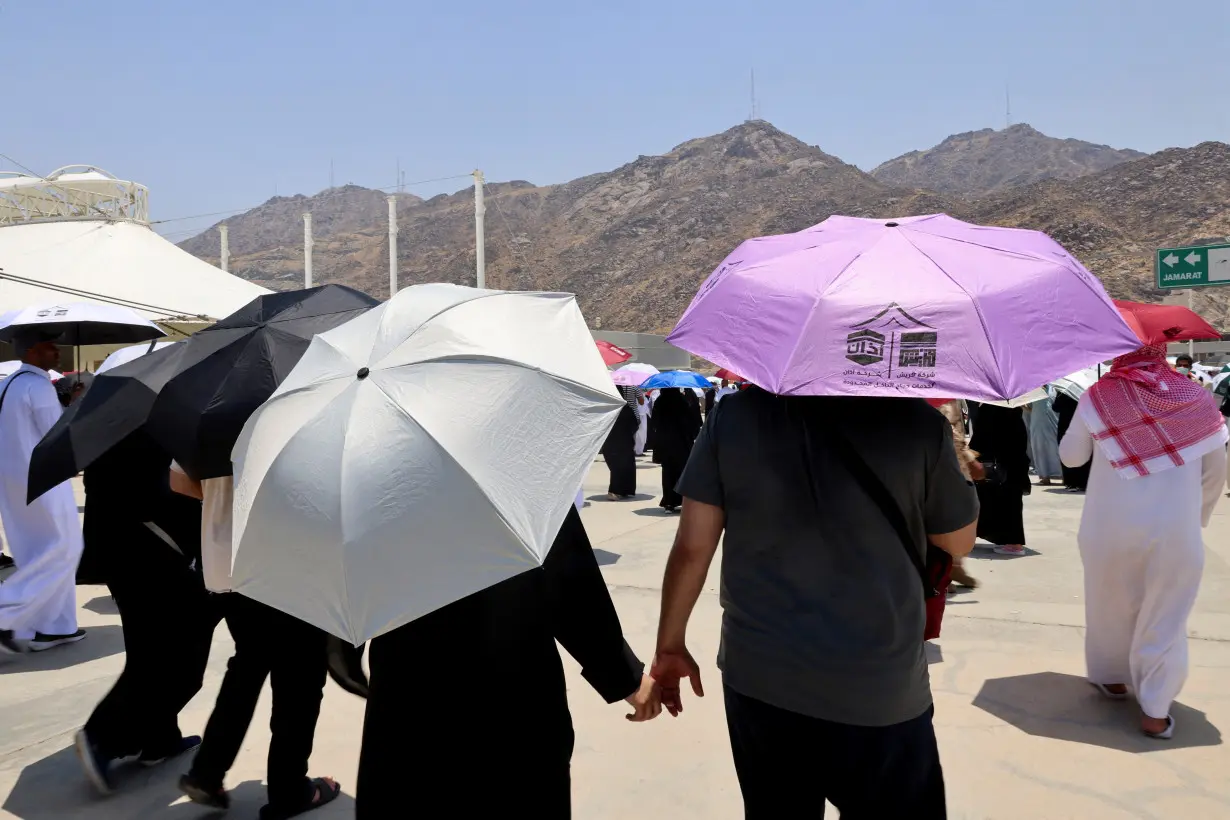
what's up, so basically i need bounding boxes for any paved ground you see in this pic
[1,459,1229,819]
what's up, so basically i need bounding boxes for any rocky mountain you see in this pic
[182,121,958,332]
[870,124,1145,195]
[180,121,1230,333]
[972,140,1230,326]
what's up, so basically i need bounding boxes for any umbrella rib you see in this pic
[894,229,1012,399]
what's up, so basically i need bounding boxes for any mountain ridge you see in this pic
[179,121,1230,332]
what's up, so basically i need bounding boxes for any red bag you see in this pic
[922,546,953,640]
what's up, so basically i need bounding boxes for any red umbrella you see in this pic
[1113,299,1220,345]
[714,368,744,381]
[595,340,632,366]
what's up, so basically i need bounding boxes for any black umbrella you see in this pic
[144,284,380,480]
[28,343,189,503]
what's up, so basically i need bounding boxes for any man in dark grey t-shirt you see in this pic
[652,388,978,819]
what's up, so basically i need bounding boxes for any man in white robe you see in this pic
[0,330,85,654]
[1060,343,1226,739]
[633,390,649,456]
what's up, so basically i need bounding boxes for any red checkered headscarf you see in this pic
[1083,343,1225,478]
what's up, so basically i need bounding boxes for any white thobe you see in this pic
[1060,408,1226,719]
[633,397,649,456]
[0,365,83,640]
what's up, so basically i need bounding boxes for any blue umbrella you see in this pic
[640,370,712,390]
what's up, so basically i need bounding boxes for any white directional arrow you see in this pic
[1163,253,1179,267]
[1185,251,1202,266]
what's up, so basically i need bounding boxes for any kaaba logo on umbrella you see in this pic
[846,303,937,373]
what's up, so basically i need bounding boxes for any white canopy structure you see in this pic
[0,166,267,322]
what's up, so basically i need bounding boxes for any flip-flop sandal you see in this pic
[1089,681,1128,701]
[1142,716,1174,740]
[259,778,342,820]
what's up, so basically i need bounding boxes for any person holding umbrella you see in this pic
[0,328,85,654]
[356,506,659,818]
[1060,305,1226,740]
[73,429,217,794]
[644,387,703,514]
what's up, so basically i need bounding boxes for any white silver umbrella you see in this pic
[0,361,61,380]
[230,283,625,645]
[95,340,178,374]
[0,302,164,346]
[1051,367,1100,402]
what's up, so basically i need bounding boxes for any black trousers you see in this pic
[85,534,218,759]
[189,594,328,807]
[724,686,946,819]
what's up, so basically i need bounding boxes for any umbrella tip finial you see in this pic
[357,367,370,380]
[884,221,899,228]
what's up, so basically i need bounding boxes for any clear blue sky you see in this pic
[3,0,1227,242]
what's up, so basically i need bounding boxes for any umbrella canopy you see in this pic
[144,284,380,480]
[27,341,185,502]
[96,340,178,374]
[714,368,744,382]
[229,283,625,645]
[641,370,713,390]
[0,360,61,380]
[1051,367,1100,402]
[668,214,1142,401]
[595,339,632,366]
[1112,299,1220,345]
[611,361,659,386]
[0,302,164,346]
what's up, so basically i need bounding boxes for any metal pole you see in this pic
[219,225,230,272]
[1188,288,1196,359]
[303,213,314,288]
[388,195,398,298]
[474,170,486,290]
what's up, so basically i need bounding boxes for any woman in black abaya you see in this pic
[1052,392,1091,491]
[652,389,702,513]
[601,401,639,499]
[968,403,1031,555]
[355,507,657,819]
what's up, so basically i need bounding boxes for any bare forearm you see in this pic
[656,540,714,650]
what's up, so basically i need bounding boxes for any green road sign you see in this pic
[1156,243,1230,289]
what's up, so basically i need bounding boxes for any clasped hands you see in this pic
[624,645,704,722]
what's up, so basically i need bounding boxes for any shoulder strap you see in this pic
[821,420,938,598]
[0,370,37,417]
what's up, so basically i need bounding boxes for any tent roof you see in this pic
[0,220,269,321]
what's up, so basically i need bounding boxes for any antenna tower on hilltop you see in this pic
[747,69,761,122]
[1005,84,1012,128]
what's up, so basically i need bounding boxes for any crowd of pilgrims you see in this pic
[1,328,1227,818]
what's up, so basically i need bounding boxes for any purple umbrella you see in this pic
[667,214,1142,401]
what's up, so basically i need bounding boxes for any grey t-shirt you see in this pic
[677,389,978,727]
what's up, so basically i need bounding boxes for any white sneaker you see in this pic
[29,629,87,652]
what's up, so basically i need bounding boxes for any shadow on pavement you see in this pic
[631,508,677,518]
[925,642,943,665]
[4,749,355,820]
[967,547,1042,560]
[0,624,123,674]
[593,549,621,566]
[973,671,1223,753]
[585,494,655,503]
[84,595,119,616]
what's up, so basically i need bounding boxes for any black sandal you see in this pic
[259,777,342,820]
